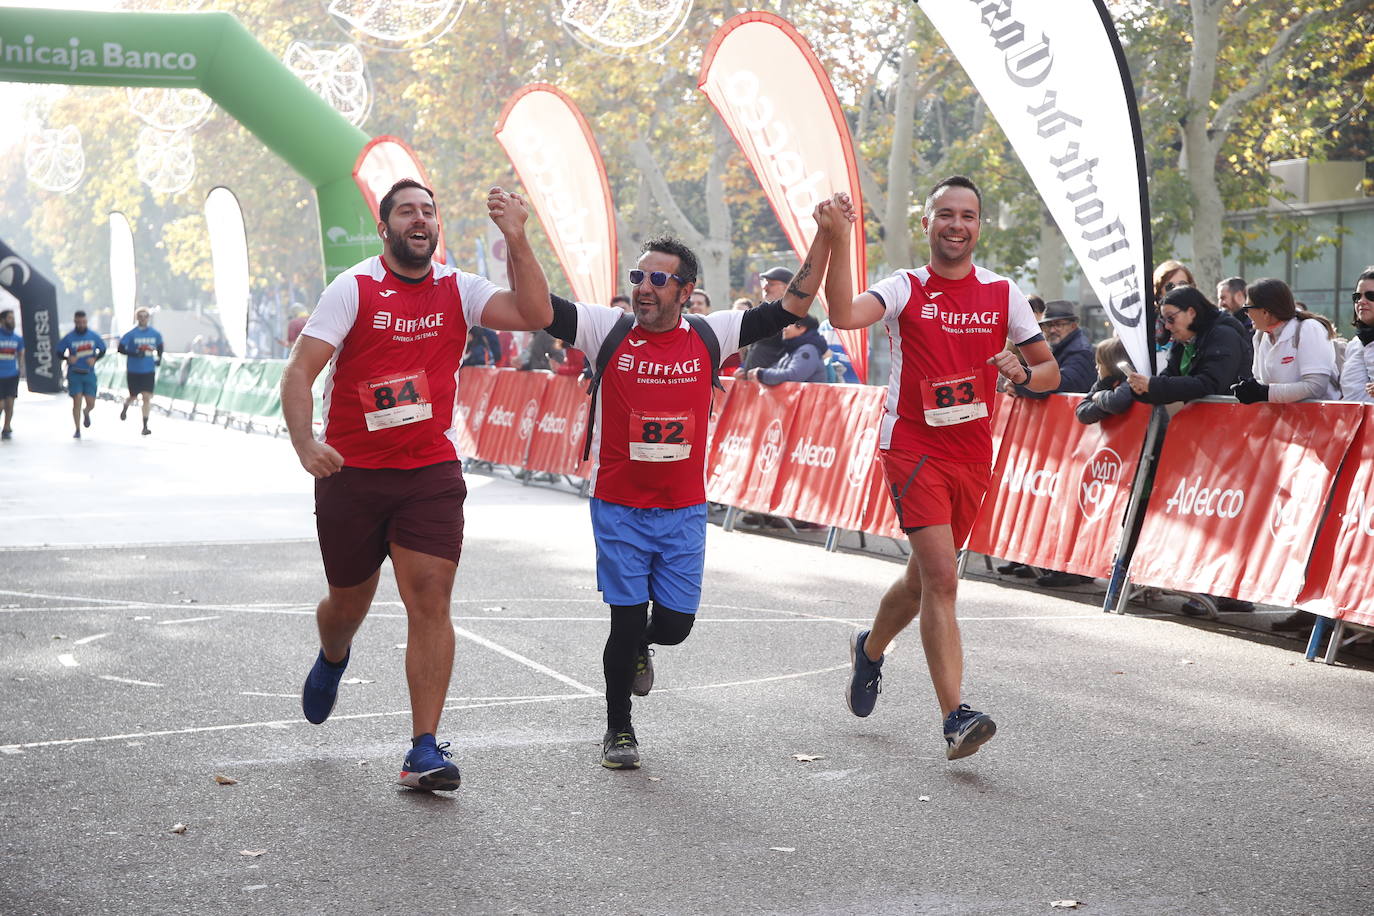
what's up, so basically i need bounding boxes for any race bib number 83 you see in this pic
[358,370,432,431]
[921,371,987,427]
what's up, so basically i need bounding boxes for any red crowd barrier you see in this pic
[968,394,1150,578]
[453,368,1371,624]
[1129,401,1363,606]
[1298,404,1374,626]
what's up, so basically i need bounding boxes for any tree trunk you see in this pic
[882,14,919,272]
[1035,206,1066,300]
[1182,0,1225,292]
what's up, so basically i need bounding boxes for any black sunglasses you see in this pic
[629,269,684,288]
[1352,290,1374,304]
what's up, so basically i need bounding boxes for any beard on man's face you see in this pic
[387,227,437,268]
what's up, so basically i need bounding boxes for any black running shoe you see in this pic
[943,704,996,760]
[631,646,654,696]
[601,728,640,769]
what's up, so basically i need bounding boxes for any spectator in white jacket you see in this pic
[1340,266,1374,403]
[1231,278,1339,404]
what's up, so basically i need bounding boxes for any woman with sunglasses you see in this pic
[1231,278,1339,404]
[1125,285,1250,404]
[1339,266,1374,403]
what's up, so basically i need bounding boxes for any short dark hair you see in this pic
[1027,295,1046,316]
[691,289,711,308]
[1161,285,1216,331]
[1246,277,1297,322]
[74,310,87,318]
[924,175,982,217]
[1359,266,1374,284]
[610,294,630,307]
[640,236,699,287]
[1220,276,1246,295]
[792,314,820,331]
[379,179,435,224]
[0,309,12,321]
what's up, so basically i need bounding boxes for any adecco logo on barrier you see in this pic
[1341,489,1374,537]
[754,419,785,474]
[846,427,878,488]
[536,410,568,436]
[1268,482,1325,545]
[1006,458,1059,498]
[1077,447,1123,521]
[487,405,516,428]
[1163,477,1244,519]
[518,398,539,440]
[789,436,836,469]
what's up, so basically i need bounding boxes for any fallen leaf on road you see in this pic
[1180,659,1195,666]
[393,643,407,650]
[340,678,374,685]
[1112,671,1124,675]
[769,847,795,853]
[482,606,505,612]
[50,634,65,640]
[791,754,825,762]
[179,598,198,604]
[240,850,266,858]
[169,823,188,834]
[1049,901,1083,909]
[213,775,238,786]
[647,776,661,782]
[918,795,930,802]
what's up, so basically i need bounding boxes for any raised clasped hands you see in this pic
[487,186,529,235]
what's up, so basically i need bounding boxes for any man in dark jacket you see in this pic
[738,266,793,375]
[749,314,829,385]
[1013,300,1095,397]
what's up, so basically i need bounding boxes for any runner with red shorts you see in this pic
[280,180,552,791]
[821,178,1058,759]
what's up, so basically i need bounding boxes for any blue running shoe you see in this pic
[301,647,349,725]
[400,738,462,791]
[943,704,997,760]
[845,629,884,717]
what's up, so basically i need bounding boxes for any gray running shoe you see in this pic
[601,728,640,769]
[631,646,655,697]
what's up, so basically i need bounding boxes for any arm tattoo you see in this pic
[785,261,814,301]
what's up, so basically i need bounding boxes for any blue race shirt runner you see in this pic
[0,329,22,379]
[59,329,106,374]
[120,327,164,374]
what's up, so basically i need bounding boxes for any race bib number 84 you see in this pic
[921,371,987,427]
[358,369,432,431]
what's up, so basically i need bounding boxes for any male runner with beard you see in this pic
[281,180,552,791]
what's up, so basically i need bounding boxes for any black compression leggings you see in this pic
[604,601,695,730]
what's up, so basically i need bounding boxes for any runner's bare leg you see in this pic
[391,544,458,738]
[316,569,380,663]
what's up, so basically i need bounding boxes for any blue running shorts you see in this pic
[67,371,97,398]
[589,499,707,613]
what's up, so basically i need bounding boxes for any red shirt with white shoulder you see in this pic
[301,256,501,469]
[567,303,746,509]
[867,265,1041,462]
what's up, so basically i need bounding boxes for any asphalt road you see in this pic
[1,392,1370,916]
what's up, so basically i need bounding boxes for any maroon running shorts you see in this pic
[314,461,467,588]
[880,450,991,545]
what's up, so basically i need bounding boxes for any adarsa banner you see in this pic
[913,0,1154,375]
[495,85,617,307]
[968,394,1148,578]
[699,11,869,382]
[1130,402,1362,605]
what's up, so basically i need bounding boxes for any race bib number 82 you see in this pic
[628,410,694,461]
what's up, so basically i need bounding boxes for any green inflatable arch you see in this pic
[0,8,376,280]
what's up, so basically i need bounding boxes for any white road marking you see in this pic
[240,692,297,699]
[98,675,163,688]
[0,588,161,607]
[657,663,852,692]
[453,625,599,696]
[157,615,221,625]
[0,693,597,752]
[57,654,78,668]
[73,632,111,645]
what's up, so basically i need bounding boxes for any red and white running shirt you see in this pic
[569,303,746,509]
[302,256,501,469]
[867,265,1041,463]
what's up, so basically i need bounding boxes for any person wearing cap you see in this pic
[736,267,794,377]
[1011,300,1095,398]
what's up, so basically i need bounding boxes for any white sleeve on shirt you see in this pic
[1006,283,1041,346]
[704,308,745,355]
[571,302,630,356]
[866,271,914,322]
[457,270,503,328]
[300,270,360,348]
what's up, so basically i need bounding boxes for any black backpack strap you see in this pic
[683,314,726,392]
[582,312,635,461]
